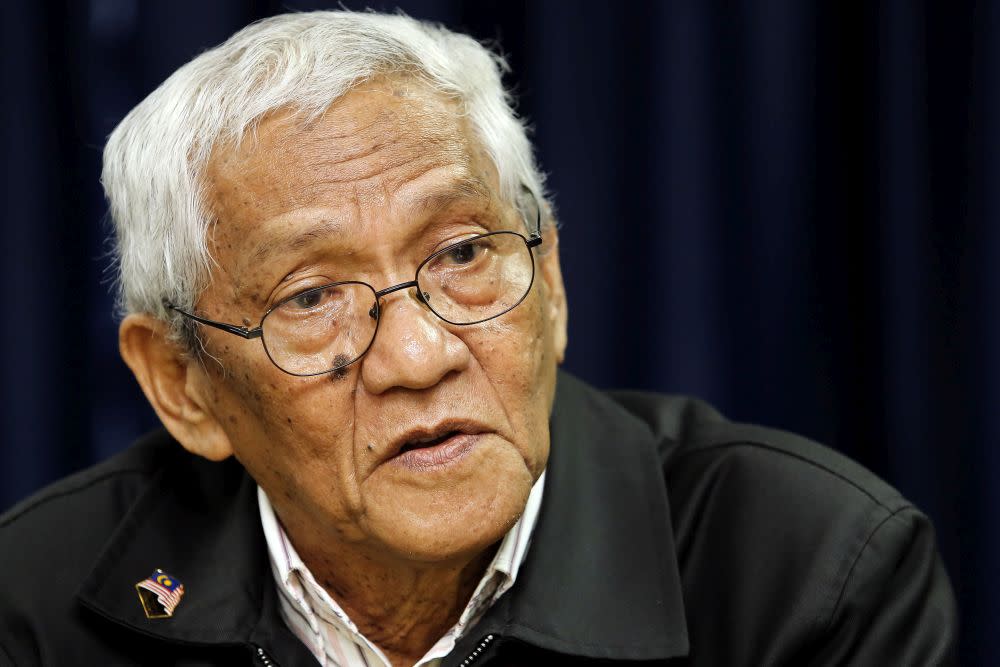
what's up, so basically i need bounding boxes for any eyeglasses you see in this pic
[167,197,542,377]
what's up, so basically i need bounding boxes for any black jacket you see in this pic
[0,372,957,666]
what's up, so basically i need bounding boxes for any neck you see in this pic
[281,523,499,667]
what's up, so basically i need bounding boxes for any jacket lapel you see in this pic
[75,445,315,666]
[450,371,690,663]
[76,452,264,644]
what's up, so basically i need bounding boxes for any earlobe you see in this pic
[118,314,234,461]
[537,227,568,364]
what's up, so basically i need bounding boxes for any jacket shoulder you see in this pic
[606,388,956,665]
[0,429,177,534]
[607,388,904,510]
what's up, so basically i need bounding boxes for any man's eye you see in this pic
[290,289,324,310]
[444,242,480,265]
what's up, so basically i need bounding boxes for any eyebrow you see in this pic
[247,217,346,267]
[245,176,495,266]
[408,176,493,216]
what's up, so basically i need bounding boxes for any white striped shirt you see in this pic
[257,472,545,667]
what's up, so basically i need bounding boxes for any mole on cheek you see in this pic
[330,353,351,381]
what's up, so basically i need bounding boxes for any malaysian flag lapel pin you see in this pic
[135,568,185,619]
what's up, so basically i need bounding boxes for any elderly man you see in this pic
[0,10,955,667]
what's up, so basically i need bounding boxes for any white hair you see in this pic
[102,9,547,335]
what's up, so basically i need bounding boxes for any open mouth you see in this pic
[398,430,463,454]
[388,426,486,470]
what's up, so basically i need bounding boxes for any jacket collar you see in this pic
[76,371,688,662]
[465,370,689,661]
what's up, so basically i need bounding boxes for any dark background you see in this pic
[1,1,994,664]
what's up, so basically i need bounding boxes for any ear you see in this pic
[537,226,568,364]
[118,314,234,461]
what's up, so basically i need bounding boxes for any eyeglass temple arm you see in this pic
[524,186,543,246]
[164,302,263,340]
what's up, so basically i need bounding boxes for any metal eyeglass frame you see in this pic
[166,189,543,377]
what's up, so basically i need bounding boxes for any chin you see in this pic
[365,460,535,563]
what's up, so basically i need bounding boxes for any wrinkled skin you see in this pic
[127,77,567,662]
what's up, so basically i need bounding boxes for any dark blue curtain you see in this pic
[0,1,992,663]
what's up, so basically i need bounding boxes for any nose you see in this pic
[360,286,471,394]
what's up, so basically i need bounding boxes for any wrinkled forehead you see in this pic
[203,77,502,220]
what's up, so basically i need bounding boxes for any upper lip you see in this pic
[384,420,490,459]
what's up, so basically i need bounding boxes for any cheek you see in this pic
[205,349,361,503]
[468,291,556,469]
[479,291,553,387]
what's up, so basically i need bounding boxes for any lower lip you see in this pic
[391,433,483,470]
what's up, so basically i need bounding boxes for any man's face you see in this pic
[192,78,566,563]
